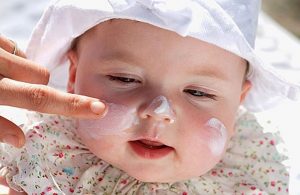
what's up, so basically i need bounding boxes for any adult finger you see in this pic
[0,48,49,85]
[0,77,106,119]
[0,175,10,194]
[0,116,25,148]
[0,35,26,57]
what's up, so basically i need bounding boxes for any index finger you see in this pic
[0,77,106,119]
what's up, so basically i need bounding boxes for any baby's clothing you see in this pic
[0,110,289,194]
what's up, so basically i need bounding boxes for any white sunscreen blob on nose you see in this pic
[77,102,138,138]
[204,118,228,156]
[146,96,175,123]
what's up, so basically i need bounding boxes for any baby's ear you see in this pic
[67,50,78,93]
[240,80,252,104]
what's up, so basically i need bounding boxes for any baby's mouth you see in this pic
[136,139,167,149]
[129,139,174,159]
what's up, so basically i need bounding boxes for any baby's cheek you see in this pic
[203,118,228,156]
[76,130,119,158]
[77,102,138,138]
[184,117,229,168]
[185,116,228,156]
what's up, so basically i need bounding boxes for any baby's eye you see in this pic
[183,89,216,100]
[107,75,141,84]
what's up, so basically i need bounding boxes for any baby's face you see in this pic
[67,20,251,182]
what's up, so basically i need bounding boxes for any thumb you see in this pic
[0,116,25,148]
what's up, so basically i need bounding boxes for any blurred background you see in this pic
[0,0,300,194]
[262,0,300,38]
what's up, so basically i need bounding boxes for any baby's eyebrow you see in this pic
[99,49,138,64]
[190,67,228,81]
[95,54,144,74]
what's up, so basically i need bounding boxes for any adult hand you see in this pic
[0,35,106,148]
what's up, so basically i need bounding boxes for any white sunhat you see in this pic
[26,0,300,112]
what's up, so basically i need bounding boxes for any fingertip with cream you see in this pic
[90,101,107,116]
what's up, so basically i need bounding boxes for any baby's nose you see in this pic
[139,96,175,124]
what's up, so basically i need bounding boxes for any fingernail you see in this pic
[90,101,106,115]
[2,135,19,147]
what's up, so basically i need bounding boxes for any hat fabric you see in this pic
[26,0,300,112]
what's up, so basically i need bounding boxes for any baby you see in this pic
[1,0,296,194]
[68,19,250,182]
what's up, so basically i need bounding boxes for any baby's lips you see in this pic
[129,136,173,148]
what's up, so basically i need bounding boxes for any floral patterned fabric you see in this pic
[0,109,289,194]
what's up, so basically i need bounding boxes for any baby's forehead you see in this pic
[76,19,247,76]
[79,19,239,57]
[74,19,246,84]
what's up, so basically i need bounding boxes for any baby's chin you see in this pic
[125,169,210,183]
[117,161,217,183]
[117,149,226,183]
[125,169,185,183]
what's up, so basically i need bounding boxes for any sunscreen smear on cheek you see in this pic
[76,95,176,140]
[203,118,228,156]
[77,102,138,138]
